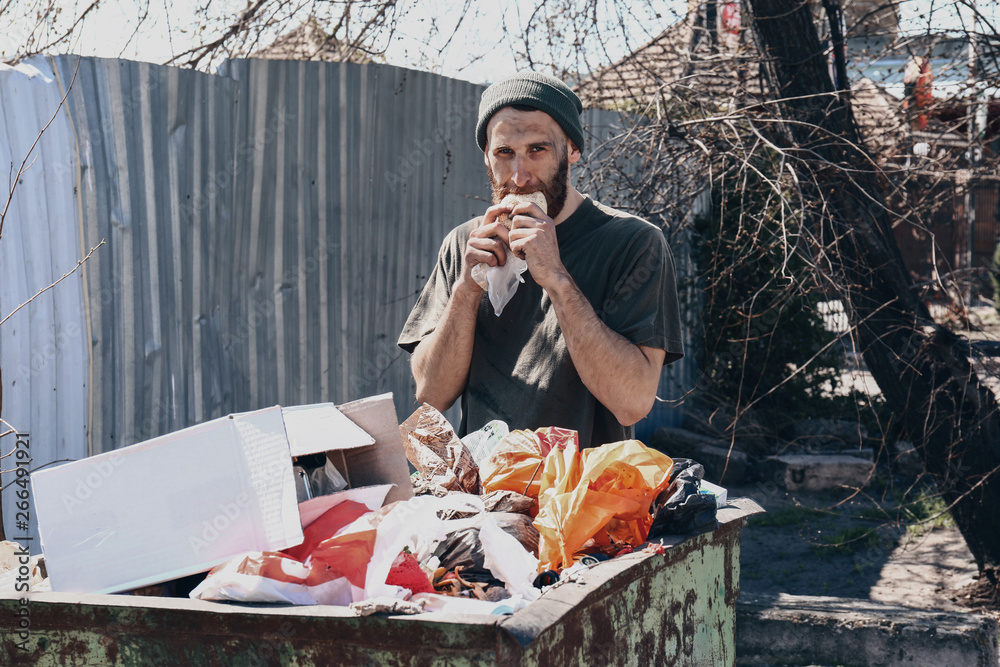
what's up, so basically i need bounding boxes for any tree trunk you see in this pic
[746,0,1000,585]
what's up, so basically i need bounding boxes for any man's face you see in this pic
[484,107,580,220]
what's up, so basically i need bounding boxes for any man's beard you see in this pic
[488,149,570,221]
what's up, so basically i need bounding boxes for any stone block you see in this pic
[760,454,875,492]
[736,592,999,667]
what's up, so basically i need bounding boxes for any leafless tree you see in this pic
[568,0,1000,602]
[4,0,1000,601]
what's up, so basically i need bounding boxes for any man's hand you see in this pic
[413,205,513,411]
[506,202,568,290]
[459,206,513,292]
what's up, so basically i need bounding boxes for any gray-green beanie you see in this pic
[476,71,584,153]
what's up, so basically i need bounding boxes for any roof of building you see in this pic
[574,17,763,114]
[251,16,373,63]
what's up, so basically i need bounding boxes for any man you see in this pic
[398,71,683,448]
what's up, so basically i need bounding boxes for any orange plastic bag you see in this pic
[480,427,578,502]
[534,440,673,572]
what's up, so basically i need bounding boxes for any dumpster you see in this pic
[2,497,760,666]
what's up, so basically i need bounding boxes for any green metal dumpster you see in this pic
[2,498,761,666]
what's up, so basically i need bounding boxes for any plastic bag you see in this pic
[462,420,509,467]
[534,440,673,571]
[433,513,539,575]
[480,514,541,602]
[471,250,528,316]
[192,500,378,606]
[190,550,360,605]
[480,427,578,501]
[189,552,316,605]
[309,457,349,496]
[480,430,545,498]
[433,527,500,584]
[431,512,539,601]
[283,499,372,563]
[481,489,535,515]
[400,404,481,494]
[361,493,485,601]
[648,458,719,538]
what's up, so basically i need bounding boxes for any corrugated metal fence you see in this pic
[0,57,695,545]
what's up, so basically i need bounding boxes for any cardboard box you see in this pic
[31,393,412,594]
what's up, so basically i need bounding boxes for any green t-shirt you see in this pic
[398,196,684,447]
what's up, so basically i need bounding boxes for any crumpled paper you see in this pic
[350,596,427,616]
[400,404,481,494]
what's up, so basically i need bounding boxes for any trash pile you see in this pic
[188,403,723,615]
[15,396,725,617]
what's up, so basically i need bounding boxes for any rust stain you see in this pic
[1,515,754,666]
[682,589,697,658]
[724,535,738,607]
[57,636,90,664]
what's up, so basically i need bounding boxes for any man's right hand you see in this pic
[459,206,513,291]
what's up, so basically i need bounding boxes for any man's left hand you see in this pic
[507,202,568,290]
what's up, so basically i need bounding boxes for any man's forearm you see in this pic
[411,285,482,411]
[547,274,663,426]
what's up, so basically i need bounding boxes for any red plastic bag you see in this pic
[283,500,372,563]
[191,500,378,605]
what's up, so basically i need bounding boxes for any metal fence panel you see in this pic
[1,58,696,545]
[0,58,89,547]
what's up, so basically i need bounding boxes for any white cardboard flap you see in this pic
[281,403,375,457]
[32,406,303,594]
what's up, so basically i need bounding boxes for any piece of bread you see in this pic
[497,191,548,229]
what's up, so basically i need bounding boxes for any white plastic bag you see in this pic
[189,552,317,605]
[309,457,349,496]
[189,550,359,607]
[471,249,528,316]
[462,420,510,468]
[480,514,541,602]
[360,493,485,601]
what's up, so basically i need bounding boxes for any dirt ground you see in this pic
[733,482,981,613]
[735,305,1000,616]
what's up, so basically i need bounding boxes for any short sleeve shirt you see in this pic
[398,196,684,448]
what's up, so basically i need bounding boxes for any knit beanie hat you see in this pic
[476,71,585,153]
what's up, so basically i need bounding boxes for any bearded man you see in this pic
[398,71,683,448]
